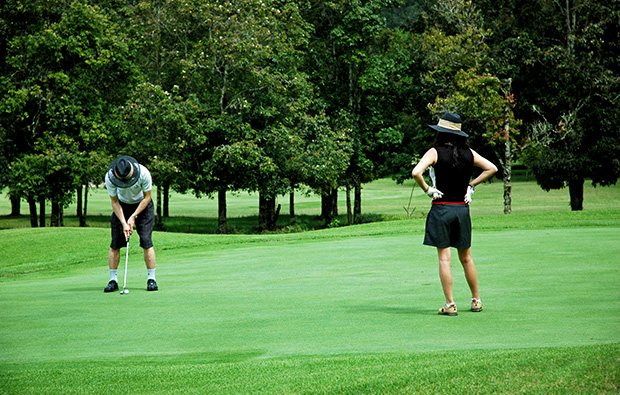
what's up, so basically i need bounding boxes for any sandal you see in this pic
[438,303,458,316]
[471,298,483,312]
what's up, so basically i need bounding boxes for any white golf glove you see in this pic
[426,186,443,200]
[464,184,475,204]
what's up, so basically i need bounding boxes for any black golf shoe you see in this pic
[104,280,119,293]
[147,279,158,291]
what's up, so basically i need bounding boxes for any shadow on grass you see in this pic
[64,287,106,293]
[1,213,391,235]
[118,350,267,364]
[348,305,433,316]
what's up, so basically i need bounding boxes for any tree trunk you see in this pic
[76,187,82,217]
[568,177,584,211]
[321,189,334,227]
[259,193,280,231]
[331,188,338,216]
[503,124,512,215]
[289,190,295,219]
[82,183,88,226]
[76,187,84,226]
[259,194,270,231]
[217,189,227,234]
[503,175,512,214]
[321,192,329,219]
[155,185,162,229]
[354,179,362,224]
[10,194,20,216]
[163,183,169,218]
[564,0,576,59]
[39,199,45,227]
[275,203,281,228]
[346,184,352,225]
[50,198,59,227]
[28,198,38,227]
[502,78,514,215]
[50,198,64,226]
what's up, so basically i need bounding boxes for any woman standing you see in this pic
[411,113,497,316]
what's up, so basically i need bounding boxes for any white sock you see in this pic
[110,270,118,282]
[147,269,156,280]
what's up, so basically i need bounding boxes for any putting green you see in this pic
[1,226,618,366]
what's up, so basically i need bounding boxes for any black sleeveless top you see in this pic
[433,146,474,203]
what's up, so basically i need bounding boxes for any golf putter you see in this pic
[121,236,129,295]
[428,166,440,199]
[428,166,441,200]
[429,166,436,188]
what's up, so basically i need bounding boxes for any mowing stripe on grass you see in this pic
[1,227,618,366]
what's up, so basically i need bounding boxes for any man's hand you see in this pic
[426,186,444,200]
[124,217,135,240]
[464,184,475,204]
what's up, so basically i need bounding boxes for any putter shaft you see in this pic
[122,237,129,292]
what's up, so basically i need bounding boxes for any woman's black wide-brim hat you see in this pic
[429,112,468,137]
[107,156,140,188]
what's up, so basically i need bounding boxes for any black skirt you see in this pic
[423,203,472,249]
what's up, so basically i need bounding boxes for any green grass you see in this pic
[1,345,617,394]
[2,177,620,233]
[1,179,619,393]
[1,221,619,393]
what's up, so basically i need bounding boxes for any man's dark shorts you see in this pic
[111,200,155,249]
[423,203,472,249]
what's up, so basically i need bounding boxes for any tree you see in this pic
[113,83,198,228]
[205,117,264,233]
[8,154,49,227]
[475,0,620,210]
[303,0,402,224]
[76,150,110,227]
[525,106,587,209]
[433,71,522,214]
[7,135,82,227]
[180,0,313,233]
[283,113,352,227]
[2,0,134,225]
[423,0,525,213]
[521,0,620,210]
[381,22,434,187]
[0,0,52,217]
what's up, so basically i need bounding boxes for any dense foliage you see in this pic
[1,0,618,230]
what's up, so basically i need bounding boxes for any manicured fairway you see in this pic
[1,219,619,393]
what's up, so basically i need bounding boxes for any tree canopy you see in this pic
[1,0,618,230]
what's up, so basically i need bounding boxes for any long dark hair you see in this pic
[433,132,470,168]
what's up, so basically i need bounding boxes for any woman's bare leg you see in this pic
[458,247,479,300]
[437,247,454,304]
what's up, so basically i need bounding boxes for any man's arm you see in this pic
[110,195,132,240]
[126,190,152,230]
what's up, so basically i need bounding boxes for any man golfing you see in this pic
[104,155,158,292]
[411,113,497,316]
